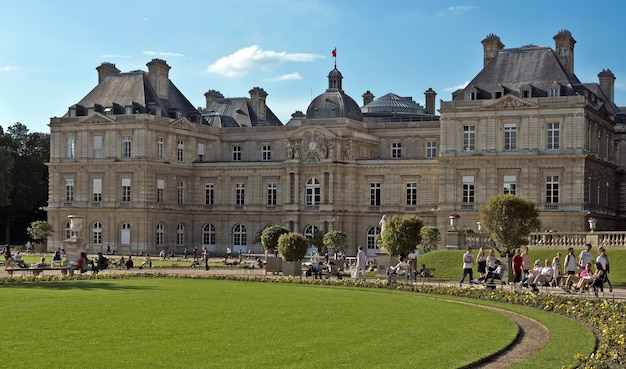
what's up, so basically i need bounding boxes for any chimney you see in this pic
[481,34,504,67]
[146,59,171,99]
[424,87,437,115]
[362,90,375,106]
[204,90,224,109]
[96,62,120,84]
[249,87,268,121]
[598,69,616,103]
[553,29,576,75]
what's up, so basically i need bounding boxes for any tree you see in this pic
[323,230,348,252]
[277,232,309,261]
[378,215,423,256]
[27,220,54,243]
[306,230,325,251]
[260,224,289,252]
[479,194,541,256]
[418,226,441,253]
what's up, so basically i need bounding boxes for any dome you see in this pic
[305,67,363,121]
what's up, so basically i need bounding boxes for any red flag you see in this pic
[332,48,336,57]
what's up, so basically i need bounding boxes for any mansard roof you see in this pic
[204,97,282,128]
[66,70,202,122]
[454,46,581,100]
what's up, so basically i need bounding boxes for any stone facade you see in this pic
[46,30,626,256]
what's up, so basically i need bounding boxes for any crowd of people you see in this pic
[458,243,612,297]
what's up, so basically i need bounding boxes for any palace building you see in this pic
[46,30,626,256]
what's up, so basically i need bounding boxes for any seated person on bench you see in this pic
[418,264,431,278]
[473,259,504,284]
[387,256,408,283]
[51,249,63,267]
[13,251,27,268]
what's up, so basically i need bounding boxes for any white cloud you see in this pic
[142,51,185,57]
[438,5,478,16]
[444,81,470,92]
[269,72,302,81]
[207,45,322,78]
[0,66,16,72]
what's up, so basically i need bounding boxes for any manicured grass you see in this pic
[1,279,517,368]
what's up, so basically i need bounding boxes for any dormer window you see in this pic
[494,84,504,99]
[549,82,561,97]
[520,84,532,98]
[465,86,479,101]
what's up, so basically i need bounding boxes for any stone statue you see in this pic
[379,214,387,233]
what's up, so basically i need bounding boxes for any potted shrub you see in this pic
[261,225,289,274]
[277,232,308,276]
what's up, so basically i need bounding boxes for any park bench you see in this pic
[418,268,435,281]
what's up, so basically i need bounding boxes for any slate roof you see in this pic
[204,97,282,127]
[66,70,202,122]
[362,93,426,114]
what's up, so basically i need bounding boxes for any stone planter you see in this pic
[265,256,282,274]
[281,260,302,276]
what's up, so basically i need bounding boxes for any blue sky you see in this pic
[1,0,625,133]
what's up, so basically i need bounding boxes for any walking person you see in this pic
[512,248,523,283]
[521,247,531,277]
[476,248,486,277]
[596,247,613,292]
[355,245,367,281]
[459,247,474,286]
[578,244,593,271]
[564,247,577,279]
[551,252,562,287]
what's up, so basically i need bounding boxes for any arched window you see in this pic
[156,223,164,247]
[202,224,216,246]
[177,224,185,247]
[120,223,131,245]
[304,225,318,239]
[92,222,102,245]
[305,177,321,205]
[233,224,246,246]
[367,226,380,252]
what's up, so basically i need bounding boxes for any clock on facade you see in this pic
[308,141,317,150]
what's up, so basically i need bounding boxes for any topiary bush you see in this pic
[277,232,308,261]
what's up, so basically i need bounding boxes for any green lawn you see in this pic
[1,279,520,368]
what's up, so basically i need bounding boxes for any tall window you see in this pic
[267,182,277,206]
[233,224,246,247]
[177,224,185,247]
[66,179,74,201]
[426,141,437,158]
[406,182,417,205]
[120,223,131,245]
[547,123,560,150]
[546,175,559,203]
[92,222,102,245]
[156,223,164,247]
[66,137,75,159]
[463,125,475,151]
[157,137,164,159]
[197,143,205,161]
[462,175,475,203]
[177,140,185,162]
[504,123,517,151]
[232,145,242,161]
[177,181,185,204]
[93,135,102,159]
[121,178,131,202]
[205,183,214,205]
[202,224,216,246]
[304,225,318,239]
[370,182,381,206]
[236,183,245,205]
[262,145,271,161]
[122,135,131,158]
[391,142,402,159]
[367,226,380,251]
[503,175,517,195]
[157,179,164,203]
[92,178,102,202]
[306,177,321,205]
